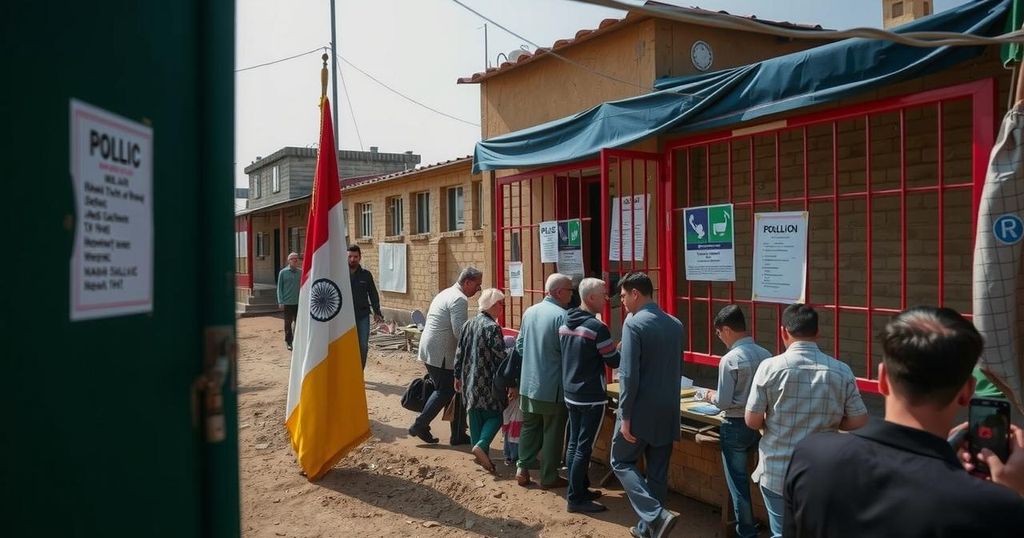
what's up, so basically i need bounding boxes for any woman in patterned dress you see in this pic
[454,288,507,472]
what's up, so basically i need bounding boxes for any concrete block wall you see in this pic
[342,161,491,318]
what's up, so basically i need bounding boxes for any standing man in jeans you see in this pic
[409,267,482,445]
[702,305,772,538]
[559,277,619,513]
[612,272,684,538]
[347,245,383,369]
[277,252,301,351]
[745,303,868,538]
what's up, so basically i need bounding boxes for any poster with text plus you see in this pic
[752,211,809,304]
[69,99,153,321]
[539,221,558,263]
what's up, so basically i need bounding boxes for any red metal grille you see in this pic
[665,79,995,393]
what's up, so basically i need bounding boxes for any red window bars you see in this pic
[665,79,995,394]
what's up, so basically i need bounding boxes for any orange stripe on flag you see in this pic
[286,328,370,481]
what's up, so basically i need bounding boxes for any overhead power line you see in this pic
[336,55,480,127]
[450,0,650,91]
[235,46,326,73]
[572,0,1024,48]
[335,56,365,150]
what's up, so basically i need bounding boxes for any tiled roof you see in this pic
[457,2,825,85]
[341,156,474,191]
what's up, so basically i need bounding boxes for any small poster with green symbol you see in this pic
[556,219,584,278]
[683,203,735,281]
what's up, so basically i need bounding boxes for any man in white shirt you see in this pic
[409,267,482,445]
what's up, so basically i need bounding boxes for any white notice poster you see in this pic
[539,220,558,263]
[378,242,407,293]
[609,194,650,262]
[69,99,153,320]
[752,211,809,304]
[508,261,524,297]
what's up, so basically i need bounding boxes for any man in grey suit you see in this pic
[611,272,683,538]
[409,267,483,445]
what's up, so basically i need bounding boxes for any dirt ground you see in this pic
[238,315,725,538]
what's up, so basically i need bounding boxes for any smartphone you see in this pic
[968,397,1011,475]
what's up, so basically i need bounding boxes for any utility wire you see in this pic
[336,55,480,127]
[235,46,326,73]
[572,0,1024,48]
[450,0,650,91]
[335,56,365,150]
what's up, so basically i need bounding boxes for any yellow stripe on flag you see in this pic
[286,328,370,481]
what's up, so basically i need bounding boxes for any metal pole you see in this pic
[330,0,341,152]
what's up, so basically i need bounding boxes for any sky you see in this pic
[234,0,970,190]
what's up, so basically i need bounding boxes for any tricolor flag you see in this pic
[286,95,370,480]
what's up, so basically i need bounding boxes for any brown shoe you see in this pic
[541,477,569,490]
[516,468,532,487]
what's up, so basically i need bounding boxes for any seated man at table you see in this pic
[703,305,772,538]
[611,272,684,538]
[745,303,868,538]
[560,277,620,513]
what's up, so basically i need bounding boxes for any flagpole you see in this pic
[330,0,341,153]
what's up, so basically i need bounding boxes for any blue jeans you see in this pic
[720,418,760,538]
[611,418,672,534]
[760,484,784,538]
[355,315,370,369]
[565,403,605,505]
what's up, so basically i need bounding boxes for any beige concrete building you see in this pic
[341,157,491,321]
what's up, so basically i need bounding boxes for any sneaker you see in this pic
[652,509,679,538]
[567,500,607,513]
[629,526,647,538]
[408,425,438,444]
[286,343,293,351]
[584,489,603,501]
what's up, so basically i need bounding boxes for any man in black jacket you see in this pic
[559,277,619,513]
[348,244,383,369]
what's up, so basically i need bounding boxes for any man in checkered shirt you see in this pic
[745,303,868,538]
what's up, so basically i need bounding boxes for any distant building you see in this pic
[883,0,933,29]
[234,147,420,314]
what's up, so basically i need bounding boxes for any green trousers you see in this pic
[517,405,569,485]
[468,408,503,452]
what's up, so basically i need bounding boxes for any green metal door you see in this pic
[2,2,239,536]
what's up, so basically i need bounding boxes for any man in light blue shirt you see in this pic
[703,305,772,538]
[515,273,572,489]
[276,252,301,351]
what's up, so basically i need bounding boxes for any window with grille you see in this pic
[288,226,306,256]
[447,186,464,231]
[473,181,483,230]
[254,231,267,257]
[387,196,404,236]
[358,202,372,238]
[235,231,248,273]
[252,173,261,198]
[892,1,904,18]
[415,192,430,233]
[272,165,280,193]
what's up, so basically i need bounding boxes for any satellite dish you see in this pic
[411,309,426,330]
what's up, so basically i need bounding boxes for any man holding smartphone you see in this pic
[784,306,1024,537]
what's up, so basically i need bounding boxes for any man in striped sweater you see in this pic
[559,277,620,513]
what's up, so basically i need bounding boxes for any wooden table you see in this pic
[605,382,725,427]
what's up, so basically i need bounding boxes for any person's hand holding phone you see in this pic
[983,425,1024,495]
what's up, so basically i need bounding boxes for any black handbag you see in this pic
[401,373,435,412]
[493,346,522,394]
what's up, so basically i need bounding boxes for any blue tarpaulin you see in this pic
[473,0,1011,173]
